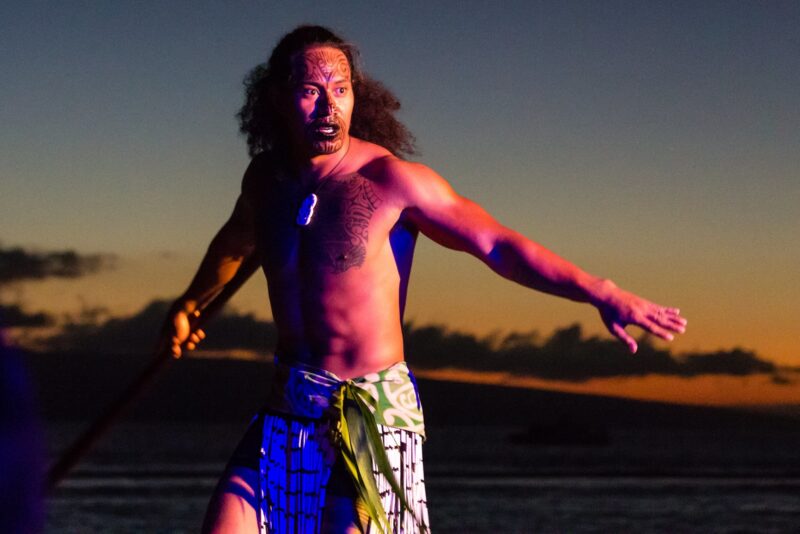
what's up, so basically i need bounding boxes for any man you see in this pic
[160,25,687,534]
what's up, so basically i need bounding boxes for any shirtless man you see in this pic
[160,26,687,534]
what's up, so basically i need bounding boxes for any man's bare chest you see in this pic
[257,172,387,274]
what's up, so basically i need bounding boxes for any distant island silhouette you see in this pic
[25,350,800,479]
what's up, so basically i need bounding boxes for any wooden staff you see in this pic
[46,254,261,492]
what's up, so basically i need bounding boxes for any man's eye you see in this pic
[335,87,348,96]
[303,87,318,96]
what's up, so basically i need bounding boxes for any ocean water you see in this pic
[43,422,800,533]
[48,472,800,533]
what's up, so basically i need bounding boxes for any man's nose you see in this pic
[318,90,336,115]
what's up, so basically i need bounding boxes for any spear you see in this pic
[45,254,261,491]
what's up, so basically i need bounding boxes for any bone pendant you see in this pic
[296,193,319,226]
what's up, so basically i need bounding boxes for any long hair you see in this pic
[237,25,416,159]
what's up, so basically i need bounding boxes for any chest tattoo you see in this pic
[309,175,382,273]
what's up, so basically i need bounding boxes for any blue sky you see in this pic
[2,1,799,363]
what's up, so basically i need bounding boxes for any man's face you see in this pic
[286,46,354,156]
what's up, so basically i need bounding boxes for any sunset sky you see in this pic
[2,1,798,405]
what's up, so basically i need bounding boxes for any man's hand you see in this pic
[386,159,688,354]
[596,283,687,353]
[158,303,206,359]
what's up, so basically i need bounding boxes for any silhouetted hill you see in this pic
[25,351,800,477]
[25,351,269,422]
[24,350,799,432]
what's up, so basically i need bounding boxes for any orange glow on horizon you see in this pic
[413,367,800,407]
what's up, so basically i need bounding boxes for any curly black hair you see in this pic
[237,25,416,159]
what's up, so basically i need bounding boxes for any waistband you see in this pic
[265,358,425,438]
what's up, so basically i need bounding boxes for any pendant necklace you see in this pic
[296,140,350,226]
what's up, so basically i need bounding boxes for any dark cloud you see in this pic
[404,322,785,383]
[0,244,115,285]
[38,299,787,383]
[679,349,776,376]
[43,299,277,354]
[0,304,55,328]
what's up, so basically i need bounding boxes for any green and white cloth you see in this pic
[257,359,429,533]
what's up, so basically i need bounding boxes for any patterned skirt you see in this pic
[255,412,430,533]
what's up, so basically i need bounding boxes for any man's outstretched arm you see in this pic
[395,161,687,353]
[159,191,258,358]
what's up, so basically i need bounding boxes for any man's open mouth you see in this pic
[312,122,341,138]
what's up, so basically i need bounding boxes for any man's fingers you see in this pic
[611,322,638,354]
[649,307,687,333]
[666,315,687,332]
[168,333,205,357]
[646,321,674,341]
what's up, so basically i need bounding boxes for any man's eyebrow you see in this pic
[297,77,351,85]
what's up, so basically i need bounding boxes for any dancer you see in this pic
[159,25,687,534]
